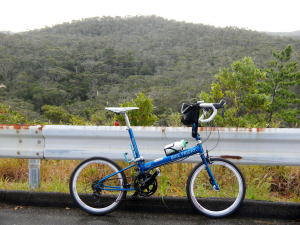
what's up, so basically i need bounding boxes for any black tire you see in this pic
[186,158,246,218]
[70,157,127,215]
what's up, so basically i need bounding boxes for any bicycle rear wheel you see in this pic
[70,157,127,215]
[187,158,245,218]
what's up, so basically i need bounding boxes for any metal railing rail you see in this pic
[1,125,300,188]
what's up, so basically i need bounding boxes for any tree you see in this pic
[0,58,14,82]
[90,110,107,125]
[166,112,182,126]
[1,17,300,125]
[115,93,157,126]
[41,105,86,125]
[262,46,300,127]
[199,57,268,127]
[0,104,27,124]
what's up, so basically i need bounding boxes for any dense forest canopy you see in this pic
[0,16,299,126]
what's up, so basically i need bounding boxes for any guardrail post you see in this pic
[28,159,40,189]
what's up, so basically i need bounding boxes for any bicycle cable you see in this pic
[201,120,220,153]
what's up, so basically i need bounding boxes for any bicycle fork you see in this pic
[198,146,220,191]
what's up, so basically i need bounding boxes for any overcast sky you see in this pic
[0,0,299,33]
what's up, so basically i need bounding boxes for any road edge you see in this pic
[0,190,299,219]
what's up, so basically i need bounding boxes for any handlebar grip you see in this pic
[198,99,226,123]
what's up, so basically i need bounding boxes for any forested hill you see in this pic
[0,16,300,122]
[268,30,300,38]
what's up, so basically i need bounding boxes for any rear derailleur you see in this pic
[91,180,103,198]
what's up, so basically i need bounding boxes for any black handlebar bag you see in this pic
[181,103,200,126]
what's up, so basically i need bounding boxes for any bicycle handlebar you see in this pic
[197,99,226,123]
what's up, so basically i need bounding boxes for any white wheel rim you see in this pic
[72,160,124,213]
[190,161,244,217]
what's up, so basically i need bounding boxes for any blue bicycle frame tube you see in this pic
[199,148,220,191]
[128,128,140,159]
[98,163,136,191]
[139,140,219,190]
[140,145,201,171]
[98,127,219,192]
[100,185,135,191]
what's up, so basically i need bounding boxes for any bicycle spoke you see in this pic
[187,159,245,218]
[70,158,127,215]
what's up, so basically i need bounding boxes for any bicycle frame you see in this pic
[98,112,220,192]
[72,103,246,218]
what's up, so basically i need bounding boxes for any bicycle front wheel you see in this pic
[70,157,127,215]
[187,158,246,218]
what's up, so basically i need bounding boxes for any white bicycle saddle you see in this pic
[105,107,139,114]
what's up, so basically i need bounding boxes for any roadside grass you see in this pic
[0,159,299,202]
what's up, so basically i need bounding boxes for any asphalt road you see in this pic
[0,203,299,225]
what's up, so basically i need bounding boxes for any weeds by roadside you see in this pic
[0,159,299,202]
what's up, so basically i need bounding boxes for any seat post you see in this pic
[123,112,141,159]
[123,112,131,129]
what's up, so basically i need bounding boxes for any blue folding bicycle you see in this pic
[69,100,246,218]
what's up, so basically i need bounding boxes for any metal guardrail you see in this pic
[0,125,300,188]
[1,125,299,165]
[0,124,44,158]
